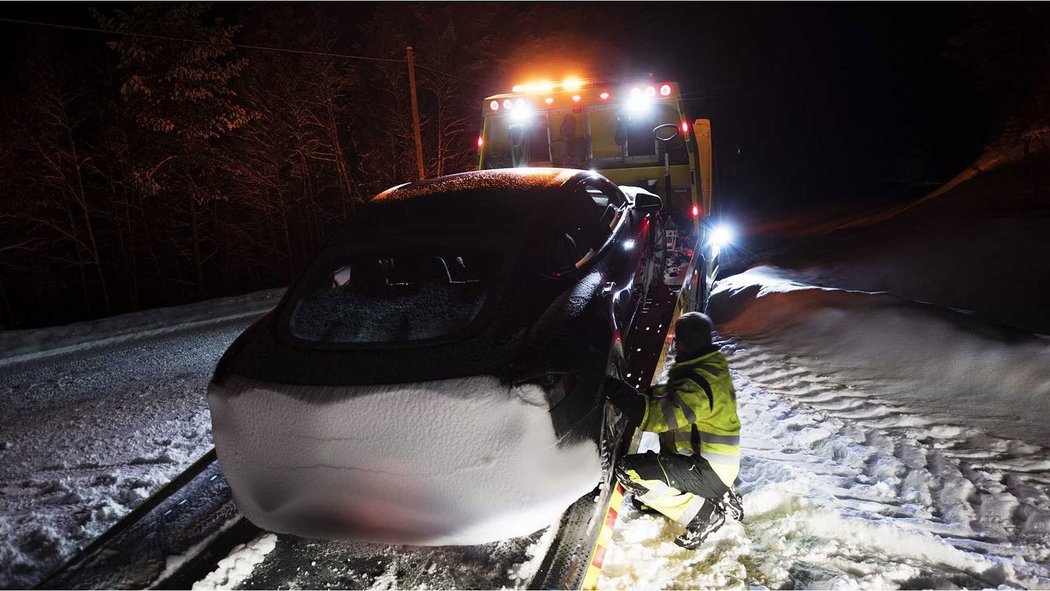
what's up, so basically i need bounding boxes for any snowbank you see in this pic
[759,163,1050,334]
[209,374,601,545]
[0,288,284,368]
[708,266,1050,446]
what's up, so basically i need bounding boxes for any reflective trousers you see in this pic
[620,451,730,525]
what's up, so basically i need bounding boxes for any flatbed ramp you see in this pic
[38,251,702,590]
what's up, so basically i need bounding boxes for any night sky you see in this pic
[625,3,988,216]
[0,2,988,217]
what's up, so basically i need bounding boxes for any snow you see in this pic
[601,160,1050,587]
[0,290,279,588]
[761,166,1050,335]
[602,335,1050,589]
[709,266,1050,446]
[0,288,282,369]
[191,533,277,590]
[209,374,601,545]
[290,281,487,343]
[506,525,556,584]
[601,266,1050,589]
[5,154,1049,588]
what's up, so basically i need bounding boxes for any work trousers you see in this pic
[620,451,730,525]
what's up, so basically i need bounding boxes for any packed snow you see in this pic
[209,374,601,545]
[0,290,280,588]
[603,332,1050,588]
[192,533,278,590]
[601,158,1050,589]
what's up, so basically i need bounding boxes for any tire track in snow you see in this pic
[599,338,1050,590]
[0,316,258,589]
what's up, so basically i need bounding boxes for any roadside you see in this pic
[0,291,279,588]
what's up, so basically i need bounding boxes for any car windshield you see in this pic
[288,252,492,344]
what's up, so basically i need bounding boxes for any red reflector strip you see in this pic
[581,482,625,590]
[591,545,607,568]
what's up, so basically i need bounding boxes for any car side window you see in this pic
[583,181,626,232]
[541,181,625,275]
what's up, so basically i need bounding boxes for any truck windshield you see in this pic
[482,103,686,169]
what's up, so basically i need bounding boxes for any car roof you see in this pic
[329,168,596,245]
[375,168,582,203]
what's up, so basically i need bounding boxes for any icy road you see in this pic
[0,290,282,588]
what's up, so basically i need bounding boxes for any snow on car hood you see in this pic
[209,374,601,545]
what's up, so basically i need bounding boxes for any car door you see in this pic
[575,179,646,335]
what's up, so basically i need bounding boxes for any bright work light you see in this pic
[709,223,735,253]
[510,100,532,123]
[626,91,652,116]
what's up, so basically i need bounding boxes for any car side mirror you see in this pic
[633,190,663,213]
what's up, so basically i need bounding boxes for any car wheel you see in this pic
[598,398,630,483]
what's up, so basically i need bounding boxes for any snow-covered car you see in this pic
[208,168,665,545]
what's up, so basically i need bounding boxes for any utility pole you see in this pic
[405,46,425,180]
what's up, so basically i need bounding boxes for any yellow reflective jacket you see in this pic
[639,350,740,486]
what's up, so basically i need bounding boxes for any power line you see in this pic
[413,63,492,92]
[0,16,405,63]
[1,15,495,92]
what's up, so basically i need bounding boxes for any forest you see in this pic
[0,3,1047,329]
[0,3,520,328]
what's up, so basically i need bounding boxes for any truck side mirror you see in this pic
[652,123,679,143]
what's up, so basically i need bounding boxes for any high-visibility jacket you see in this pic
[638,350,740,486]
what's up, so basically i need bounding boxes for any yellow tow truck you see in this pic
[476,77,714,243]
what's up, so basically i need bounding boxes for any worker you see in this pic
[606,311,744,549]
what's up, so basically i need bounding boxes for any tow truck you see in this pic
[476,77,728,588]
[476,77,722,296]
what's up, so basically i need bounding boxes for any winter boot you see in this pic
[674,501,725,550]
[614,463,650,498]
[723,488,744,521]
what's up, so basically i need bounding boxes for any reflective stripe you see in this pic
[676,496,707,526]
[658,396,679,430]
[701,451,740,465]
[675,395,697,424]
[699,432,740,446]
[697,363,722,377]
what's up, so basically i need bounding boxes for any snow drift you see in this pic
[600,265,1050,589]
[708,266,1050,446]
[209,375,601,545]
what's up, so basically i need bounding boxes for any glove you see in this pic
[614,461,651,497]
[604,376,646,425]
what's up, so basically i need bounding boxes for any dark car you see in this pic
[208,168,665,545]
